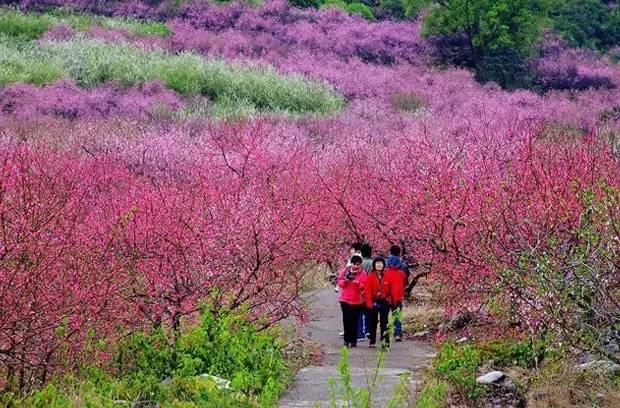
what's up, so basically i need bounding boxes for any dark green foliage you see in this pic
[552,0,617,51]
[475,47,533,90]
[403,0,431,17]
[289,0,323,7]
[607,7,620,46]
[422,0,548,90]
[423,0,548,58]
[377,0,407,19]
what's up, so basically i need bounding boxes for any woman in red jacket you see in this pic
[337,255,366,347]
[365,257,391,348]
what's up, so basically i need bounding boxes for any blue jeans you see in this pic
[391,303,403,337]
[357,309,367,339]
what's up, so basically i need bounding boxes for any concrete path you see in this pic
[279,289,435,407]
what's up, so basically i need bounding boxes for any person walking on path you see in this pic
[356,243,373,342]
[336,242,362,293]
[337,255,366,347]
[365,257,391,348]
[384,245,409,342]
[338,242,362,337]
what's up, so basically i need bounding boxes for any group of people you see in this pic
[335,242,414,349]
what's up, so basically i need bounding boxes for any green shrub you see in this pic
[289,0,323,8]
[479,339,543,369]
[41,40,155,87]
[4,305,288,408]
[475,47,533,90]
[415,378,448,408]
[433,342,483,399]
[346,3,376,21]
[378,0,407,20]
[0,9,53,40]
[404,0,431,18]
[320,0,376,21]
[60,12,171,37]
[114,303,287,406]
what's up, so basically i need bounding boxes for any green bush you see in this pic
[433,342,483,399]
[113,303,287,406]
[378,0,407,20]
[4,305,288,408]
[475,47,533,90]
[404,0,431,18]
[62,12,171,38]
[0,9,53,40]
[479,339,543,369]
[289,0,323,8]
[346,3,376,21]
[321,0,376,21]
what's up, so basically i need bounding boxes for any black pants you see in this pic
[366,300,390,346]
[340,302,362,346]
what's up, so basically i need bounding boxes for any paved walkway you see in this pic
[279,289,435,407]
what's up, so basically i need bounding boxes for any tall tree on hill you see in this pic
[422,0,549,88]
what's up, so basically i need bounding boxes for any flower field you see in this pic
[0,0,618,405]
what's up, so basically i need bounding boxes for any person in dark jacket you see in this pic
[364,257,391,348]
[384,245,408,341]
[356,242,373,342]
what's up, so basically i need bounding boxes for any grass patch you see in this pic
[0,8,53,40]
[415,378,448,408]
[0,39,65,85]
[0,8,171,39]
[527,356,620,407]
[0,37,345,117]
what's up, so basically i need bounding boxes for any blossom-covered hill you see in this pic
[0,1,618,405]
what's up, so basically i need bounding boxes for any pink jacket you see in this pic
[337,266,366,305]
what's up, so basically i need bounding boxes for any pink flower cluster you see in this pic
[0,80,182,120]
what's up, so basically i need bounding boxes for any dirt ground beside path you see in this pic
[279,289,436,407]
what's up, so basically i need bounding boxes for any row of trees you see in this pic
[0,121,340,391]
[420,1,620,89]
[1,117,619,391]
